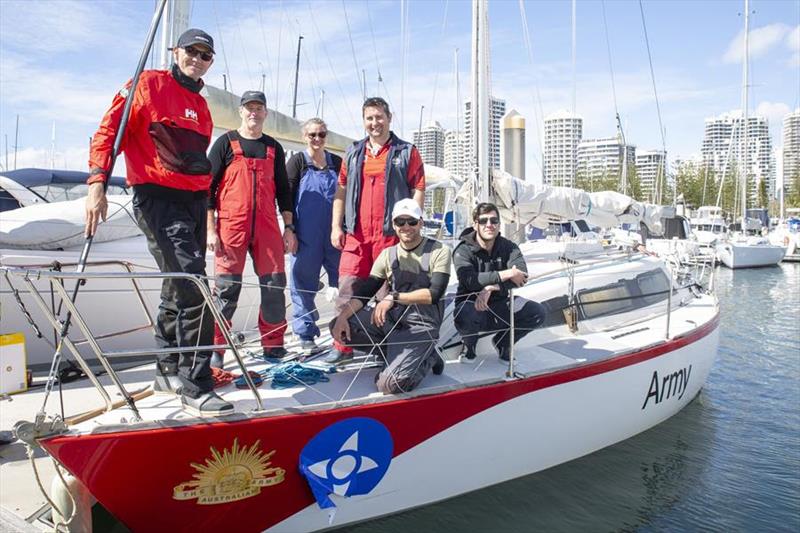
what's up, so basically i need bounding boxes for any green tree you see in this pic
[718,165,738,214]
[787,172,800,208]
[757,178,768,208]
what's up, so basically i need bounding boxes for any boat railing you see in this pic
[4,259,159,353]
[1,266,265,426]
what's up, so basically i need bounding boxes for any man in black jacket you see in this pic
[453,202,546,361]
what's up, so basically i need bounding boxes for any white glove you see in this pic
[324,286,339,302]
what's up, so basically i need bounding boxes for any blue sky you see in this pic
[0,0,798,184]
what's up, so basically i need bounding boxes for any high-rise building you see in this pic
[444,130,468,181]
[464,96,506,170]
[501,109,525,178]
[783,109,800,200]
[543,110,583,187]
[576,136,636,185]
[412,121,445,168]
[636,150,667,201]
[701,111,774,202]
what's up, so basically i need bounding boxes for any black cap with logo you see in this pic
[240,91,267,106]
[174,28,215,54]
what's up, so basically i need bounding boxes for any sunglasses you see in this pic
[307,132,327,139]
[183,46,214,62]
[477,216,500,226]
[393,217,420,227]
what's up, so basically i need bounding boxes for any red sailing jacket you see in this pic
[88,70,213,191]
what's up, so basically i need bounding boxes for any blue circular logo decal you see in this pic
[299,417,393,508]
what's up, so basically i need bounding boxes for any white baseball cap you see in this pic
[391,198,423,220]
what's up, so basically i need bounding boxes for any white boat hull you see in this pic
[272,318,719,531]
[715,240,785,268]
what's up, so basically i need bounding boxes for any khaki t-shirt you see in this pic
[371,238,451,281]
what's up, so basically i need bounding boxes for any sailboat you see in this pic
[0,1,720,531]
[715,0,785,268]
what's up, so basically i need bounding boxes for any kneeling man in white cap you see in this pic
[330,199,451,393]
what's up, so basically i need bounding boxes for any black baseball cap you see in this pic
[241,91,267,106]
[174,28,215,54]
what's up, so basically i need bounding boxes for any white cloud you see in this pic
[787,25,800,68]
[5,146,91,172]
[755,101,792,141]
[722,23,792,64]
[0,0,138,54]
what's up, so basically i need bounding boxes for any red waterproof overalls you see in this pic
[213,135,286,351]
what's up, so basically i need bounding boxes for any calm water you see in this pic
[342,263,800,533]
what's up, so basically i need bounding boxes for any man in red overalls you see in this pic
[326,97,426,364]
[207,91,296,363]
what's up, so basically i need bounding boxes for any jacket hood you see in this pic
[457,227,481,252]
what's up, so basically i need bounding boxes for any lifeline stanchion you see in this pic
[507,288,515,379]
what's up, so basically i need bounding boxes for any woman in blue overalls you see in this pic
[287,118,342,354]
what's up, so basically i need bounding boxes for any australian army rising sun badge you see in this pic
[173,439,286,505]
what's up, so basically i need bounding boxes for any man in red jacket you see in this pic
[85,29,232,417]
[206,91,296,364]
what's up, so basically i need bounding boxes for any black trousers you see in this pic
[133,193,214,397]
[454,298,546,350]
[331,305,439,394]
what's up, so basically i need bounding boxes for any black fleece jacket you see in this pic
[453,227,527,303]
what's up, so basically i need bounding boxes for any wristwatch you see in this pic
[391,290,400,302]
[284,223,295,232]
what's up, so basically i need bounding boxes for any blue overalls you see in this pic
[290,151,341,341]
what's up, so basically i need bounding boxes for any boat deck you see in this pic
[1,294,713,436]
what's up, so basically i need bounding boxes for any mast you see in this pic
[158,0,191,70]
[471,0,490,202]
[740,0,750,223]
[455,47,462,180]
[292,34,303,119]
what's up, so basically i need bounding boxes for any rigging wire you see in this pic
[256,2,277,104]
[602,0,628,195]
[426,0,450,124]
[365,0,394,108]
[517,0,545,174]
[400,0,409,137]
[275,0,284,111]
[306,1,361,134]
[212,0,233,94]
[342,0,364,101]
[284,9,350,129]
[638,0,669,204]
[230,0,256,91]
[601,0,619,119]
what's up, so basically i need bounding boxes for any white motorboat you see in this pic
[769,209,800,262]
[690,205,728,257]
[715,234,786,268]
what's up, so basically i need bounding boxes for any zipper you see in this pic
[250,167,257,240]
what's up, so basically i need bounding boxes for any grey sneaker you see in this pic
[299,339,322,356]
[322,349,353,365]
[180,391,234,417]
[153,373,183,396]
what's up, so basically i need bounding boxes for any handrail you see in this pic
[1,266,265,414]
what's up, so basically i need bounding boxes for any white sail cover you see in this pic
[0,195,141,250]
[492,172,674,234]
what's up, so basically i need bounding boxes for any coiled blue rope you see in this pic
[260,362,331,389]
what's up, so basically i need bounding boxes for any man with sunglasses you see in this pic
[326,96,426,365]
[85,29,232,416]
[453,203,546,362]
[330,199,450,394]
[207,90,296,365]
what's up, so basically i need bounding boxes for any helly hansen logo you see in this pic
[185,108,198,121]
